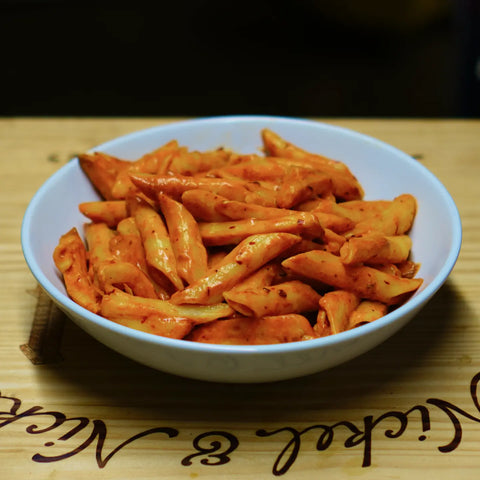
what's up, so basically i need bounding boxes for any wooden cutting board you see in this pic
[2,117,479,479]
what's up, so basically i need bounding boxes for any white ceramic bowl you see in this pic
[21,116,462,383]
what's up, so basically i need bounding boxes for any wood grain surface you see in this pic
[1,117,479,479]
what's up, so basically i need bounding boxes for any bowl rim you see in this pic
[21,115,463,356]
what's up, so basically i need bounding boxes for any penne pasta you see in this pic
[110,140,180,198]
[348,300,389,329]
[170,233,302,305]
[128,195,184,291]
[79,200,128,227]
[109,233,148,272]
[275,166,333,208]
[209,156,286,182]
[78,152,131,200]
[53,228,101,313]
[96,261,159,298]
[113,316,194,339]
[157,192,208,285]
[396,260,420,279]
[137,140,180,174]
[340,233,412,265]
[168,147,231,176]
[225,262,283,294]
[282,250,422,305]
[129,173,249,202]
[54,128,423,345]
[315,290,360,336]
[187,314,316,345]
[215,197,353,233]
[346,194,417,236]
[261,129,346,171]
[198,213,325,246]
[223,280,321,317]
[101,289,234,324]
[84,222,116,274]
[215,197,290,220]
[107,232,170,300]
[315,198,391,224]
[116,216,140,235]
[261,129,364,201]
[181,189,232,222]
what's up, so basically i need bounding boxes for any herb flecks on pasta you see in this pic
[54,129,422,345]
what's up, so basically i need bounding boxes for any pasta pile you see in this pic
[53,129,423,345]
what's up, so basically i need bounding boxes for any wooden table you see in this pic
[1,117,479,479]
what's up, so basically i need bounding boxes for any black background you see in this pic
[2,0,479,117]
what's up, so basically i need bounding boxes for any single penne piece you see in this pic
[186,314,316,345]
[78,152,131,200]
[112,315,194,339]
[210,156,287,182]
[281,250,423,305]
[374,261,419,280]
[373,263,402,277]
[129,173,248,202]
[276,167,333,208]
[136,140,179,174]
[314,310,329,337]
[388,194,418,234]
[307,198,353,219]
[396,260,420,279]
[315,290,360,336]
[226,262,283,294]
[340,233,412,265]
[347,194,417,236]
[261,129,345,170]
[348,300,388,329]
[79,200,128,227]
[157,192,208,285]
[339,232,388,264]
[223,280,321,317]
[242,180,280,207]
[128,195,184,291]
[53,228,101,313]
[215,198,289,220]
[261,130,364,201]
[312,198,391,224]
[276,157,364,202]
[116,216,140,235]
[296,197,329,212]
[313,211,355,233]
[109,171,139,200]
[215,197,353,233]
[100,289,234,324]
[170,233,302,305]
[322,228,346,255]
[84,222,116,272]
[110,140,180,198]
[198,213,325,246]
[109,233,148,272]
[181,189,233,222]
[96,261,159,298]
[279,239,328,260]
[110,221,171,300]
[168,148,231,176]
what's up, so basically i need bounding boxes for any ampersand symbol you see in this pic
[181,431,239,466]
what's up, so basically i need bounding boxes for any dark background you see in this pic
[1,0,479,117]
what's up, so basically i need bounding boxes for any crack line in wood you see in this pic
[20,286,66,364]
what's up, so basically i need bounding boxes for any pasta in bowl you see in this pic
[21,116,461,382]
